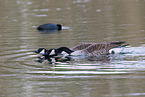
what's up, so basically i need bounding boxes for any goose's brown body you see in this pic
[71,41,126,56]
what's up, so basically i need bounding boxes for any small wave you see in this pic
[26,71,128,75]
[110,47,145,56]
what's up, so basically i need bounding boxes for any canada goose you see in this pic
[33,41,127,63]
[34,47,73,56]
[34,47,72,63]
[79,41,127,56]
[34,41,127,57]
[37,23,62,31]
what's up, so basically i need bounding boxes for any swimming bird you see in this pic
[34,41,127,57]
[34,47,73,56]
[73,41,127,56]
[34,47,72,63]
[37,23,62,31]
[33,41,127,63]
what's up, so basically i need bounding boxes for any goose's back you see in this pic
[83,43,110,56]
[71,43,93,51]
[83,41,126,56]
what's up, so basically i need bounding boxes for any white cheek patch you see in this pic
[62,51,68,55]
[49,49,55,55]
[50,58,56,63]
[40,49,45,55]
[109,48,123,54]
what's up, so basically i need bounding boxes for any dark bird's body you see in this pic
[37,23,62,31]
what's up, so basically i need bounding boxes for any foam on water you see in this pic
[110,47,145,56]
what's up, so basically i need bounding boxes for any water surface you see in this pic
[1,0,145,97]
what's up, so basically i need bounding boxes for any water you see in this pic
[1,0,145,97]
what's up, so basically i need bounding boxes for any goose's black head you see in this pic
[46,49,57,57]
[34,48,58,57]
[45,47,74,57]
[33,48,46,55]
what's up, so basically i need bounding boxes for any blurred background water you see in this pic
[1,0,145,97]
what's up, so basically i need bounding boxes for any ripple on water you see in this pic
[1,47,145,77]
[27,70,128,75]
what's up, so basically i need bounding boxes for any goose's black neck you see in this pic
[56,47,74,54]
[44,47,74,59]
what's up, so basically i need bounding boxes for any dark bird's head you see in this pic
[56,24,62,30]
[37,26,43,30]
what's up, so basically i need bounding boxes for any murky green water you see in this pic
[1,0,145,97]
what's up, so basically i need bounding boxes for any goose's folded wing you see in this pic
[83,41,126,56]
[71,43,93,51]
[83,43,109,56]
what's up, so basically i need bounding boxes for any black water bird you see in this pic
[37,23,62,32]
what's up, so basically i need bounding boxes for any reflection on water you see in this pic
[1,46,145,96]
[1,0,145,97]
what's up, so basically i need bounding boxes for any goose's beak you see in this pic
[33,50,39,53]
